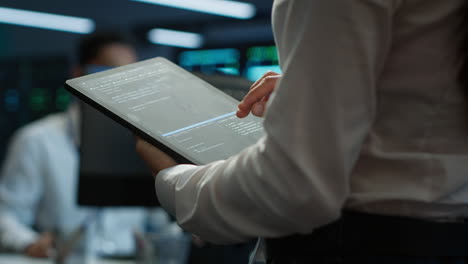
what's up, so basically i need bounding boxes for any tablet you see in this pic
[65,57,264,165]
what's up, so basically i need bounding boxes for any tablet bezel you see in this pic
[65,57,257,166]
[65,81,194,165]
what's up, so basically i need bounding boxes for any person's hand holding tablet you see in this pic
[136,137,178,176]
[136,71,281,176]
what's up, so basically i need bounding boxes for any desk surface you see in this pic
[0,254,134,264]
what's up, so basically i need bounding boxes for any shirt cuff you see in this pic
[0,215,39,252]
[155,164,198,217]
[9,231,38,252]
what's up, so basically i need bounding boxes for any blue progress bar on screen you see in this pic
[162,111,236,137]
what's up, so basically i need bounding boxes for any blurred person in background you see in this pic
[0,31,167,258]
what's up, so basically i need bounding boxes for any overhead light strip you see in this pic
[148,28,204,49]
[131,0,256,20]
[0,6,95,34]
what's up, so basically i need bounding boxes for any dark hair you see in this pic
[459,2,468,94]
[78,31,131,66]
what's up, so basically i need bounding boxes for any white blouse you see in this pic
[155,0,468,244]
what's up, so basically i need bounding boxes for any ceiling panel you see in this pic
[0,0,274,56]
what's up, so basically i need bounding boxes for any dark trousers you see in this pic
[266,256,467,264]
[265,211,468,264]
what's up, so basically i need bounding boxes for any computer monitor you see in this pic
[78,102,157,206]
[243,45,281,81]
[177,44,281,83]
[178,48,242,76]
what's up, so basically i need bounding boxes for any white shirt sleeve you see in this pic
[0,129,43,251]
[0,213,38,252]
[155,0,397,244]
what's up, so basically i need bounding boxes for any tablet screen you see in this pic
[66,57,264,165]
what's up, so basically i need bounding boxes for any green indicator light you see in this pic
[254,47,262,61]
[267,46,277,61]
[55,87,72,110]
[247,47,265,62]
[246,46,279,63]
[29,89,48,111]
[246,48,253,60]
[30,96,46,111]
